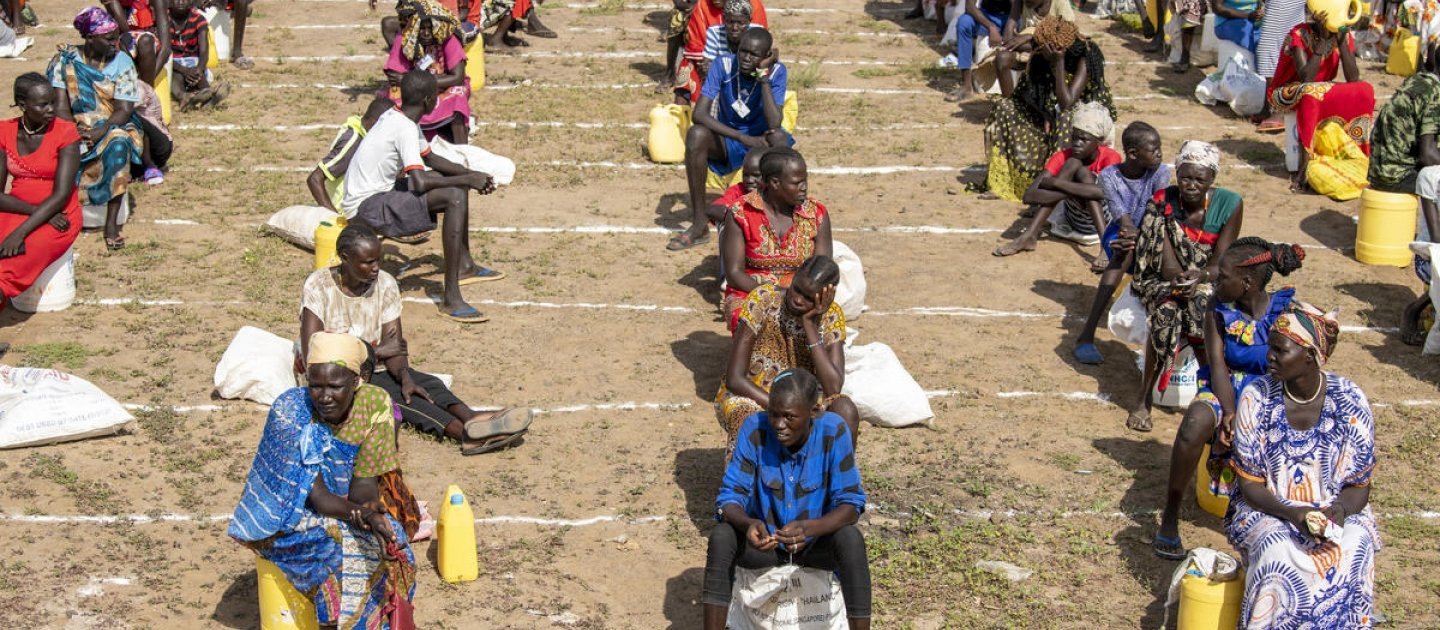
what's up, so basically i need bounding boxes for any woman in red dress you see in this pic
[0,72,82,304]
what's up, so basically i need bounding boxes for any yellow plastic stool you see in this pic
[1356,188,1419,266]
[1194,444,1231,519]
[256,557,319,630]
[1177,572,1244,630]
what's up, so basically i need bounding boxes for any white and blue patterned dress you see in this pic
[1227,374,1380,629]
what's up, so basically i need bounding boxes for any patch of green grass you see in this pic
[1050,452,1082,470]
[17,341,99,370]
[790,61,825,90]
[853,67,900,79]
[579,0,624,15]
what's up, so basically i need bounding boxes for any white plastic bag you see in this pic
[82,194,129,229]
[1218,53,1266,117]
[1107,285,1148,346]
[843,342,935,428]
[265,205,338,250]
[728,565,846,630]
[0,365,133,449]
[1195,69,1222,106]
[429,138,516,186]
[214,327,298,406]
[831,241,867,322]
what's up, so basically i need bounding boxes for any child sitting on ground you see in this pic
[1071,121,1173,364]
[168,0,229,110]
[993,101,1119,257]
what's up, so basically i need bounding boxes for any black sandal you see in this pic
[1153,534,1186,561]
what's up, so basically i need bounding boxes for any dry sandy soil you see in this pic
[0,0,1437,628]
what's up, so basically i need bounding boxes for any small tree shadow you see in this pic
[631,61,668,82]
[1335,281,1440,383]
[1212,138,1287,179]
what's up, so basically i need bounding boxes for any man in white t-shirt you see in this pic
[341,70,502,323]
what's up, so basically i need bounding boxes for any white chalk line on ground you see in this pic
[171,159,1288,175]
[5,507,1436,526]
[258,51,912,66]
[178,120,1232,133]
[284,0,886,12]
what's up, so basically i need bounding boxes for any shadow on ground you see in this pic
[1093,435,1201,630]
[1335,281,1440,384]
[671,331,730,400]
[663,567,707,629]
[674,447,726,532]
[1299,207,1357,252]
[211,571,258,629]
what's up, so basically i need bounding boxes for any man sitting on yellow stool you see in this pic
[1368,42,1440,345]
[669,27,793,251]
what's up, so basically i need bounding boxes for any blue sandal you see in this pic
[1153,534,1186,561]
[1073,343,1104,365]
[441,306,489,323]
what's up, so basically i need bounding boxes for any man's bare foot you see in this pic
[993,238,1036,257]
[944,86,973,102]
[1090,253,1110,273]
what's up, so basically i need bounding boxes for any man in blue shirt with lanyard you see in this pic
[668,26,793,251]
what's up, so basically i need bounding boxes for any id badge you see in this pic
[417,54,436,71]
[731,98,751,118]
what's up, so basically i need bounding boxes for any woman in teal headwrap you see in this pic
[46,6,143,250]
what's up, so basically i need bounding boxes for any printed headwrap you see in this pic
[1271,301,1340,364]
[73,6,119,37]
[1176,140,1221,175]
[399,0,460,62]
[307,332,367,374]
[723,0,754,16]
[1071,101,1114,142]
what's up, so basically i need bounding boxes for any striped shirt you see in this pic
[701,22,760,61]
[169,9,209,59]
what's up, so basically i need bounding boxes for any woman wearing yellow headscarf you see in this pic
[1226,303,1380,629]
[382,0,471,141]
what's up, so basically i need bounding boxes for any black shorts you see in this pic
[355,183,436,238]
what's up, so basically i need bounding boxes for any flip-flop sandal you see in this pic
[1073,343,1104,365]
[464,407,535,441]
[440,306,489,323]
[1126,410,1153,432]
[1153,534,1186,561]
[458,267,506,285]
[1256,117,1285,133]
[388,231,432,245]
[461,431,525,455]
[105,235,126,251]
[527,25,559,38]
[666,232,711,251]
[231,56,255,70]
[502,34,530,47]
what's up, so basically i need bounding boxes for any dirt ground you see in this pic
[1,0,1438,628]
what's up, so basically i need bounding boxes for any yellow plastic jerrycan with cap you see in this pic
[313,215,347,270]
[256,557,319,630]
[464,36,486,90]
[1307,0,1363,32]
[1177,571,1244,630]
[437,484,478,583]
[1356,188,1419,266]
[1194,444,1232,519]
[647,104,692,164]
[1387,27,1420,77]
[156,62,174,125]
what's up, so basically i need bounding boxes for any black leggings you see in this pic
[702,521,872,618]
[368,368,465,437]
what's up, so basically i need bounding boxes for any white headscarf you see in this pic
[1176,140,1221,174]
[1071,101,1114,143]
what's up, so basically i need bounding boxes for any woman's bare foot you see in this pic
[993,237,1037,257]
[1126,409,1153,432]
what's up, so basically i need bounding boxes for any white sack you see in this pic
[82,194,129,229]
[429,138,516,185]
[843,342,934,428]
[265,205,338,250]
[214,327,298,406]
[1426,243,1440,355]
[831,241,867,322]
[0,365,132,449]
[728,565,846,630]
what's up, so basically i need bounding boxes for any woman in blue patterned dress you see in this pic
[1153,237,1305,560]
[1227,303,1379,629]
[229,332,416,628]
